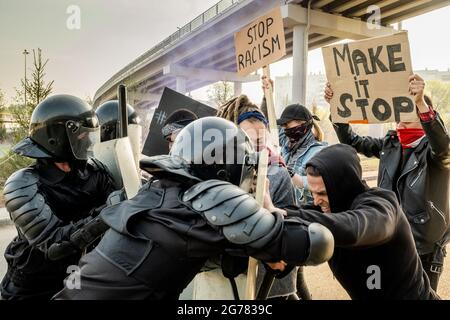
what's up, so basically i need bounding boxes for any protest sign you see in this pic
[322,32,417,123]
[142,87,216,156]
[235,7,286,76]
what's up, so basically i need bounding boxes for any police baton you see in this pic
[117,84,128,138]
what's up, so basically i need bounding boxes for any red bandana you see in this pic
[397,128,425,149]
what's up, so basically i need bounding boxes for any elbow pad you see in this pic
[305,223,334,266]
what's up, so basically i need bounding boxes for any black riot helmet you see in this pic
[12,94,100,161]
[95,100,140,142]
[170,117,257,187]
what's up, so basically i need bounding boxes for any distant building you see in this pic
[415,69,450,82]
[274,72,327,116]
[0,112,18,132]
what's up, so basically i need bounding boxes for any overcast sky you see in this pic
[1,1,449,104]
[0,0,218,102]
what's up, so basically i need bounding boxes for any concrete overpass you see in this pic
[93,0,450,122]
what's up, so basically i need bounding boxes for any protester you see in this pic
[217,95,299,299]
[264,144,439,300]
[162,109,198,150]
[325,74,449,290]
[261,76,326,205]
[1,95,117,300]
[261,77,326,298]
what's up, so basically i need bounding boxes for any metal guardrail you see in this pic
[95,0,245,100]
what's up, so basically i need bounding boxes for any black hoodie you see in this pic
[286,144,437,300]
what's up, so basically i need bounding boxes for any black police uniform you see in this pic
[1,94,117,300]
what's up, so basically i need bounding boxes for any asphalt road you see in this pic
[0,225,16,280]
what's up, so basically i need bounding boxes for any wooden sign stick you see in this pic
[244,148,269,300]
[244,65,279,300]
[262,66,280,153]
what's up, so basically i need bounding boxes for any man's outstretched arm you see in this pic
[181,180,334,266]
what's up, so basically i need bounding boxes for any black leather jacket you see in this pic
[333,114,449,255]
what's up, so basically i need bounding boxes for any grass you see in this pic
[0,143,11,158]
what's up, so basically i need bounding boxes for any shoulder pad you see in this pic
[182,180,276,246]
[3,168,60,244]
[140,155,201,182]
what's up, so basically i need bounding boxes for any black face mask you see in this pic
[284,122,312,143]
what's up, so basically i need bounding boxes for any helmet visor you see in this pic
[239,151,257,193]
[66,120,100,160]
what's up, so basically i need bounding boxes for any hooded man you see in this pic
[265,144,439,300]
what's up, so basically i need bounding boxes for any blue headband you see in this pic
[237,111,268,126]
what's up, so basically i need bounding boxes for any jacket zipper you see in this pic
[409,168,424,188]
[396,161,418,195]
[429,201,447,224]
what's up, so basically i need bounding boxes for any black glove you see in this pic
[47,216,109,261]
[286,166,296,178]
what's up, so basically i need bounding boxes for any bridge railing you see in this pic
[95,0,244,101]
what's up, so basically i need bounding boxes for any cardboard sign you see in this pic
[322,32,417,123]
[235,7,286,76]
[142,87,216,157]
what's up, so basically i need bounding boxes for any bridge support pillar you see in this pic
[176,77,187,94]
[292,24,308,106]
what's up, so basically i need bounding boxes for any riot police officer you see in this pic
[1,95,117,300]
[95,99,143,184]
[54,117,334,300]
[95,100,141,143]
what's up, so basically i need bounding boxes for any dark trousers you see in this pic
[1,276,58,300]
[1,268,66,300]
[420,245,447,291]
[54,244,206,300]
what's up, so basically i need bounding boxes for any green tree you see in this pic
[10,48,54,140]
[0,88,4,107]
[207,81,234,107]
[0,89,6,141]
[19,48,54,106]
[1,49,54,195]
[426,80,450,129]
